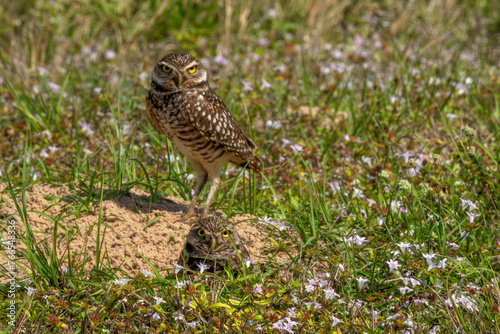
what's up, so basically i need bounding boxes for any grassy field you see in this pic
[1,0,500,332]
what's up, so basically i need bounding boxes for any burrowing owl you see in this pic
[178,216,250,274]
[146,52,262,220]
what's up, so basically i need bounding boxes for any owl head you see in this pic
[151,52,208,91]
[185,216,242,259]
[179,216,250,274]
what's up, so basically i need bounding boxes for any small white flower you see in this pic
[153,296,166,305]
[40,148,49,158]
[353,235,368,247]
[386,259,401,273]
[427,261,437,271]
[214,55,229,65]
[30,167,40,181]
[465,211,480,223]
[197,262,210,274]
[399,286,413,294]
[331,315,343,327]
[422,253,436,265]
[409,278,421,288]
[446,113,458,120]
[395,242,412,254]
[352,188,364,199]
[267,8,277,17]
[241,80,253,91]
[356,277,369,290]
[281,138,291,147]
[361,156,373,166]
[48,82,61,93]
[113,278,131,286]
[79,121,96,136]
[265,120,282,129]
[173,262,185,274]
[186,321,199,328]
[366,198,376,207]
[399,179,412,191]
[257,36,270,47]
[103,49,116,59]
[328,181,341,194]
[289,144,303,153]
[307,279,318,287]
[286,307,297,317]
[437,258,447,269]
[379,169,390,179]
[244,258,254,268]
[399,151,412,163]
[324,289,340,300]
[37,67,49,76]
[274,221,289,231]
[317,279,328,288]
[407,168,418,177]
[173,310,185,322]
[142,269,154,277]
[26,287,37,296]
[173,280,189,289]
[460,198,479,211]
[461,125,476,138]
[47,146,60,154]
[260,79,272,89]
[253,283,263,294]
[305,284,315,293]
[272,317,299,333]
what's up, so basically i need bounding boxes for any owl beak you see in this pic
[176,74,183,87]
[209,236,217,253]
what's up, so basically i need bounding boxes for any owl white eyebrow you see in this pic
[158,61,173,68]
[183,62,198,70]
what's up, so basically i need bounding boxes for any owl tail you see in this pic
[235,154,263,173]
[233,134,262,173]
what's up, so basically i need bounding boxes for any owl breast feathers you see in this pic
[178,216,250,274]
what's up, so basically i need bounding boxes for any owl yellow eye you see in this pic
[162,65,172,73]
[221,231,230,238]
[197,229,205,237]
[188,66,197,74]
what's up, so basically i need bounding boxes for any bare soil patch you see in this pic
[0,184,273,277]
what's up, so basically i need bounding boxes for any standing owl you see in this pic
[177,216,250,274]
[145,53,262,220]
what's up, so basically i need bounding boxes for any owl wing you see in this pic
[145,97,167,136]
[176,89,262,171]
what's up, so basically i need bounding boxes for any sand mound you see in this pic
[0,184,272,276]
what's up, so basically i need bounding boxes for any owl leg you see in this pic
[183,172,208,220]
[200,174,221,219]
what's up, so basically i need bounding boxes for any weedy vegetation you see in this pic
[1,0,500,333]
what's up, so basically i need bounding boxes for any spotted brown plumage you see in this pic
[177,216,250,274]
[146,53,262,220]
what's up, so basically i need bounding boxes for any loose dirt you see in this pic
[0,184,273,277]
